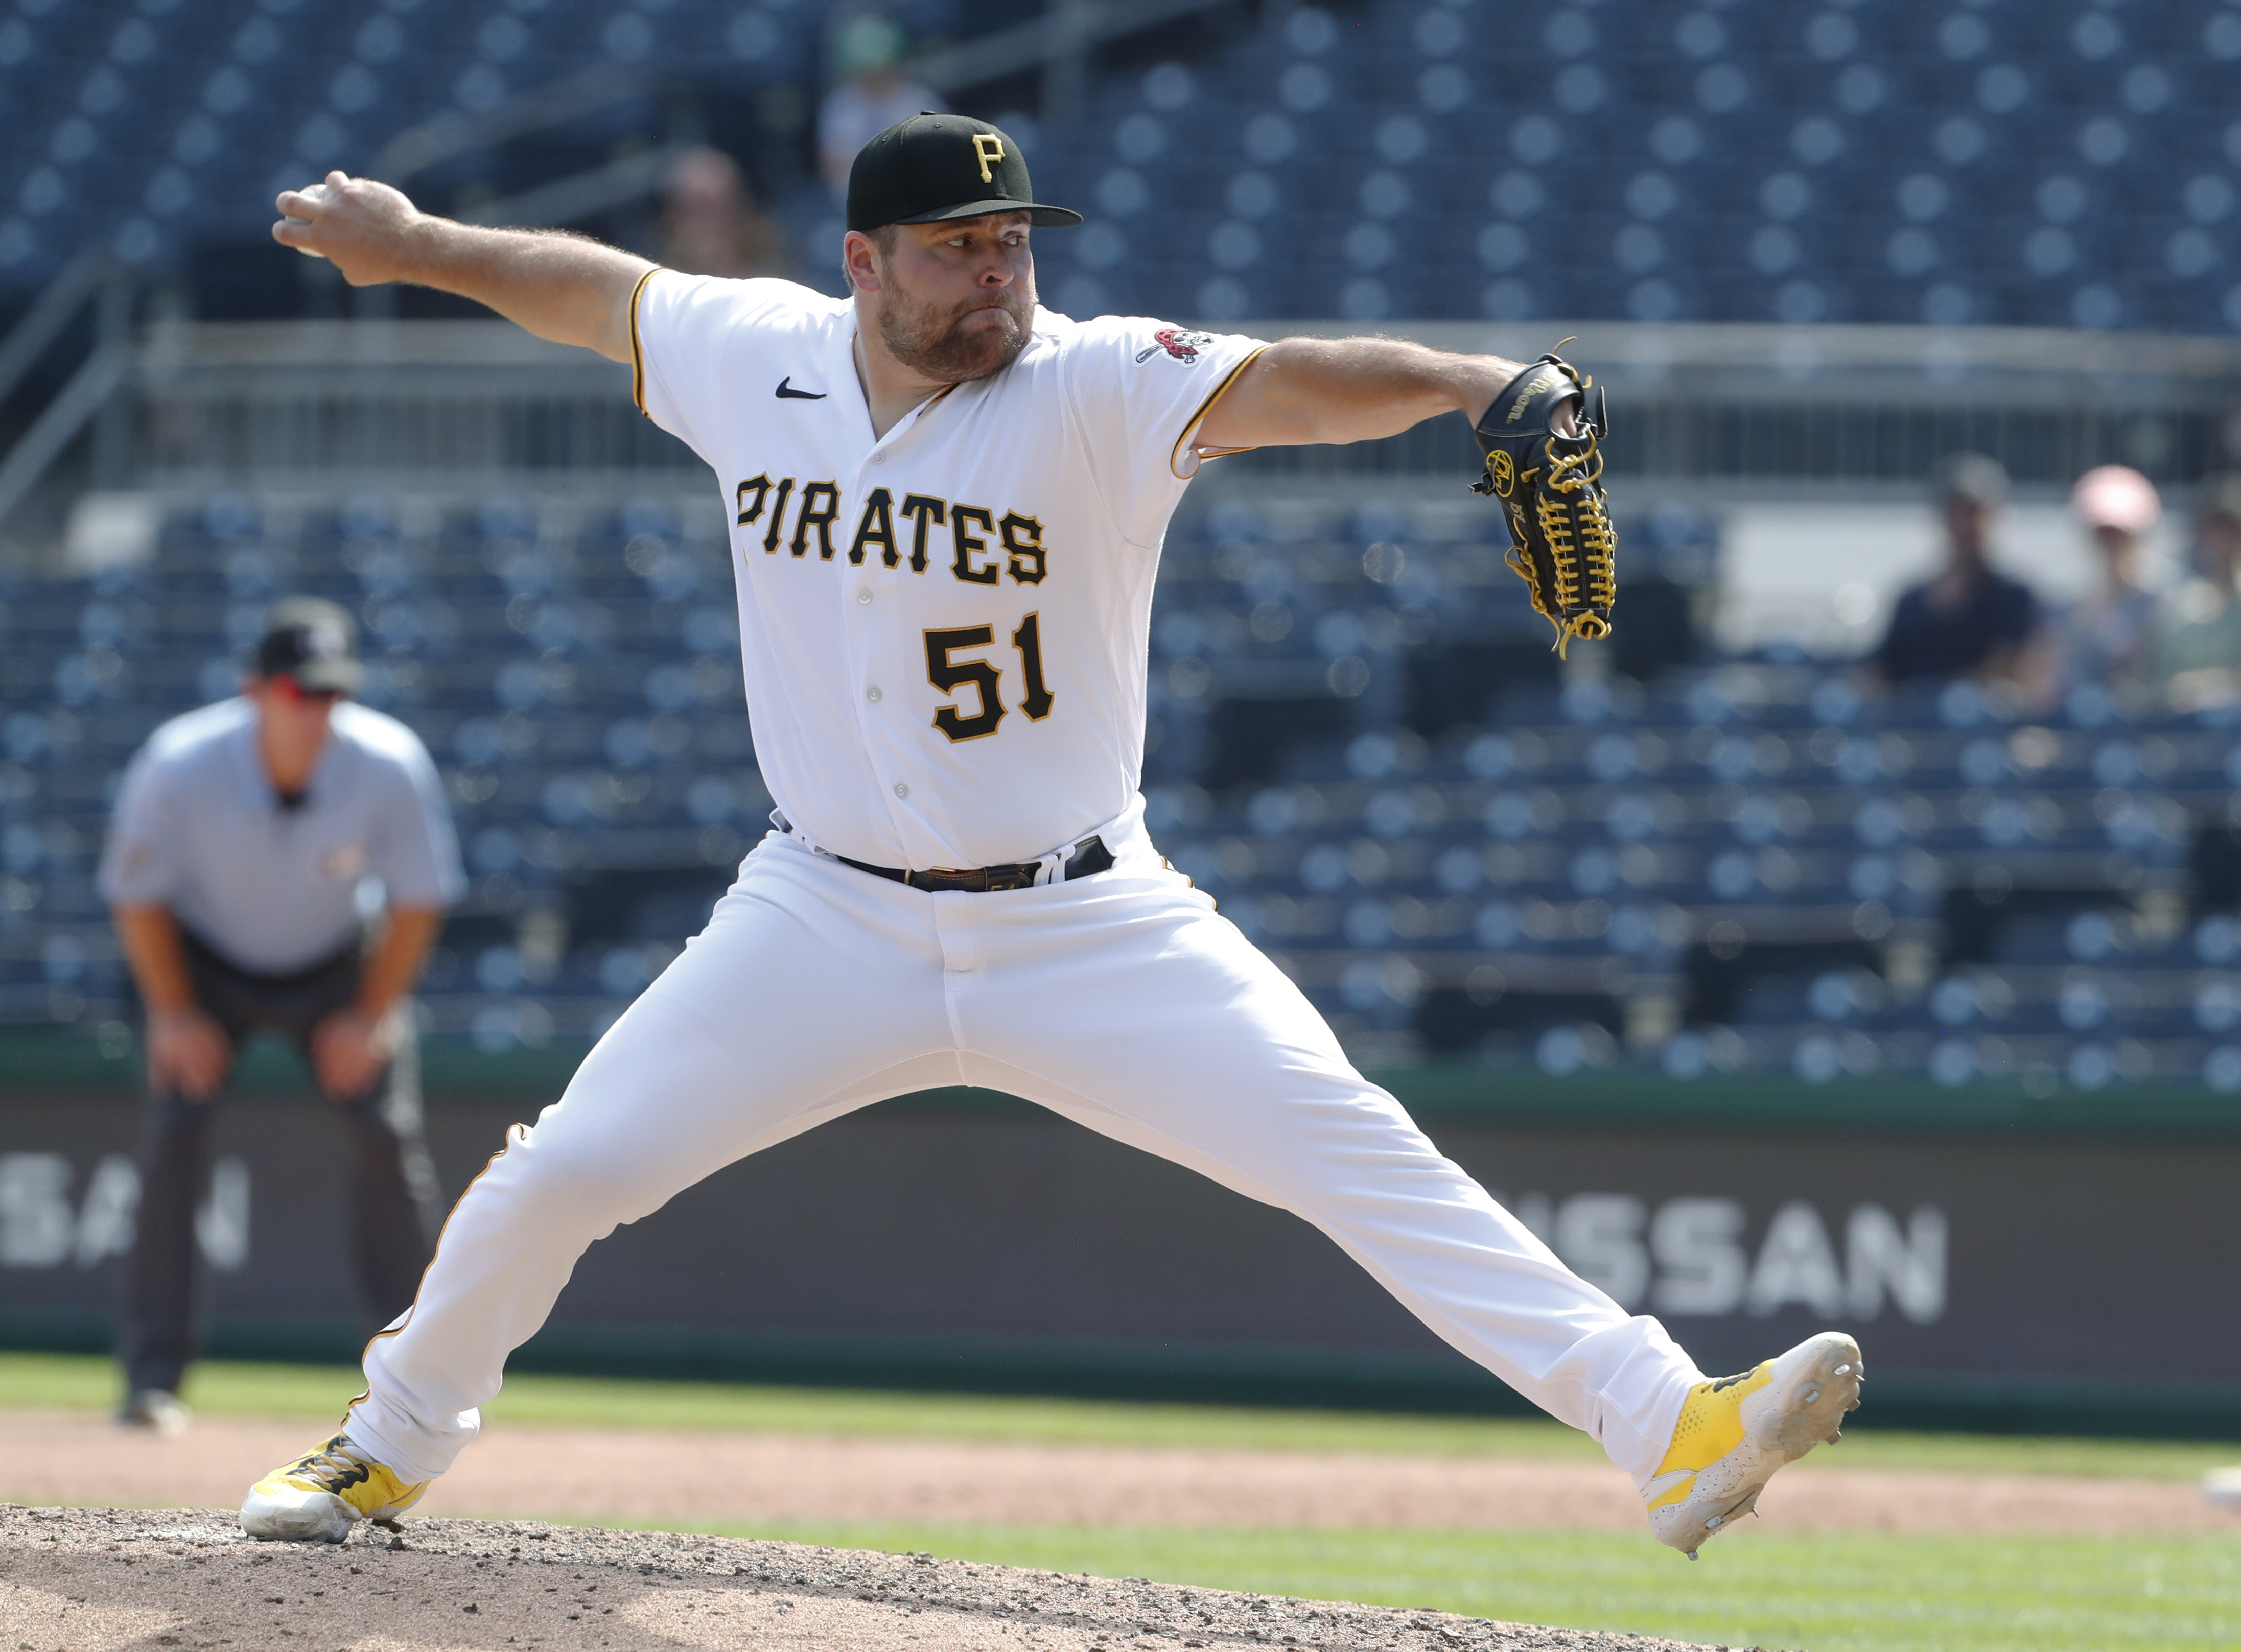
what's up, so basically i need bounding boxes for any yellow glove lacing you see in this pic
[1503,432,1616,658]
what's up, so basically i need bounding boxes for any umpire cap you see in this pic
[256,596,364,692]
[847,113,1082,232]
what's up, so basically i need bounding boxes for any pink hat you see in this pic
[2071,465,2161,534]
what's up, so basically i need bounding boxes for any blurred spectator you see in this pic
[819,15,944,197]
[2149,475,2241,712]
[1611,534,1703,685]
[1873,453,2043,693]
[659,147,791,280]
[2051,465,2162,694]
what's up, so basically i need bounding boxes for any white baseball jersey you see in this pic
[631,272,1266,870]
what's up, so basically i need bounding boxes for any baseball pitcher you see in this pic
[241,115,1859,1561]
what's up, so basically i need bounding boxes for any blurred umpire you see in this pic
[96,597,465,1431]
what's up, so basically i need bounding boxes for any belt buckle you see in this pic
[910,859,1058,893]
[924,863,1036,892]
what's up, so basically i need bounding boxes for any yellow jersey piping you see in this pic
[627,265,663,418]
[1169,342,1269,480]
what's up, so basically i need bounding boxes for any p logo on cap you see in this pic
[844,112,1082,231]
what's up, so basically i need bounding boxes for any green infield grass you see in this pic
[8,1352,2240,1649]
[528,1518,2241,1652]
[3,1350,2234,1483]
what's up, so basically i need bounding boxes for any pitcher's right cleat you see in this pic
[1642,1331,1863,1560]
[240,1433,428,1543]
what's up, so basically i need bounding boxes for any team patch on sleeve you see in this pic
[1135,326,1215,365]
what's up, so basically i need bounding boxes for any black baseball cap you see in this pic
[256,596,363,692]
[846,112,1082,233]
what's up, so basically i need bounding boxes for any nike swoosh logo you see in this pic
[775,377,827,400]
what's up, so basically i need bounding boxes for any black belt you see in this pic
[835,836,1114,893]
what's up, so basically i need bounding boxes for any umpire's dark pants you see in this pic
[118,929,441,1397]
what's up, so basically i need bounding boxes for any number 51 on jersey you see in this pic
[925,616,1053,742]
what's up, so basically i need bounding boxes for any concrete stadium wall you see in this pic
[3,1046,2235,1436]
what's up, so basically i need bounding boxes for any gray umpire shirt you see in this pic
[98,698,468,976]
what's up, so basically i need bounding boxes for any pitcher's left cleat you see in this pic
[1643,1331,1863,1559]
[240,1433,428,1543]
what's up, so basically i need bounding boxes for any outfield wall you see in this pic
[2,1035,2233,1436]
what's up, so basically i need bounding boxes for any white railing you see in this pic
[115,315,2241,489]
[4,312,2235,520]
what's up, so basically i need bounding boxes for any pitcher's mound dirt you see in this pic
[0,1505,1711,1652]
[3,1414,2231,1536]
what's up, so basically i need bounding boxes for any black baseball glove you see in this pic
[1470,349,1616,656]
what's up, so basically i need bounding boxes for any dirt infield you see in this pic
[4,1413,2234,1536]
[0,1504,1711,1652]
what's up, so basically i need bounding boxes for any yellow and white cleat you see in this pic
[1643,1331,1863,1559]
[240,1433,428,1543]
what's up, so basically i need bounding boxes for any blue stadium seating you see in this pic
[7,484,2241,1098]
[1020,0,2241,333]
[6,1,2241,1090]
[2,0,2238,333]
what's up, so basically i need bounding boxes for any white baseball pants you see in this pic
[348,808,1706,1489]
